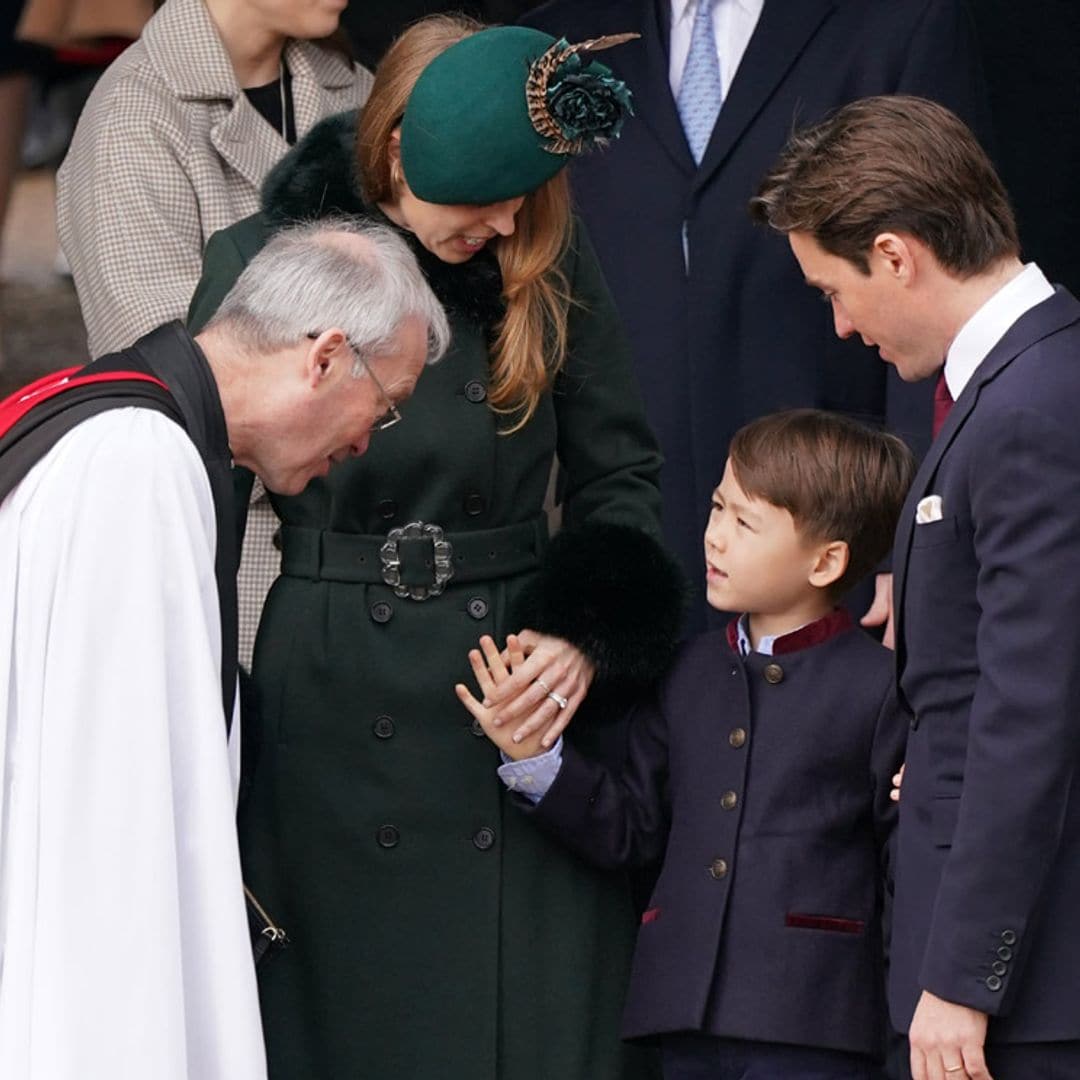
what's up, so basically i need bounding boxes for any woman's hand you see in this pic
[480,629,595,748]
[456,635,550,760]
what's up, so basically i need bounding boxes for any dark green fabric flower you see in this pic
[547,54,634,143]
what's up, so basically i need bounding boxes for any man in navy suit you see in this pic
[523,0,989,633]
[754,95,1080,1080]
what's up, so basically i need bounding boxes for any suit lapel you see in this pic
[893,288,1080,674]
[692,0,836,192]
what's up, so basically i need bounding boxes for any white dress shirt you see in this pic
[944,263,1055,400]
[668,0,764,101]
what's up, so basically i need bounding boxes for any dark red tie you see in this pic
[932,372,954,438]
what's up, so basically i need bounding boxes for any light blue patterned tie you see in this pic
[677,0,723,164]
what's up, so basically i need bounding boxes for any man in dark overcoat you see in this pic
[523,0,989,631]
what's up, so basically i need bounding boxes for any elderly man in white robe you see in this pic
[0,218,448,1079]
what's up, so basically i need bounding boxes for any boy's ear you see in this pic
[808,539,849,591]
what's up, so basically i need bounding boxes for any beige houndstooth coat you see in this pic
[57,0,372,359]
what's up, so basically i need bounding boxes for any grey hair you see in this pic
[204,216,450,374]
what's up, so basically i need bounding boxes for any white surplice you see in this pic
[0,409,266,1079]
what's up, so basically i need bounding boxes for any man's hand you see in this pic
[860,572,896,649]
[909,990,993,1080]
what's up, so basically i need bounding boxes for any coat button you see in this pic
[985,974,1003,992]
[728,728,747,749]
[464,380,487,403]
[376,825,400,848]
[708,858,729,880]
[763,663,784,684]
[377,498,397,520]
[470,718,485,737]
[464,492,486,516]
[467,597,489,620]
[991,960,1007,976]
[720,790,738,810]
[370,601,393,624]
[1001,929,1017,945]
[997,945,1013,961]
[373,715,395,739]
[473,826,496,851]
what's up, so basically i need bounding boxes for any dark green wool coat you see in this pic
[190,111,682,1080]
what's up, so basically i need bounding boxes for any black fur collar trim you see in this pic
[261,109,505,329]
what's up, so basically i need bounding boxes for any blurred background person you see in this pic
[523,0,990,634]
[56,0,372,360]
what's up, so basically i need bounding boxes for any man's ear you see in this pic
[808,539,849,592]
[870,231,917,284]
[305,328,347,387]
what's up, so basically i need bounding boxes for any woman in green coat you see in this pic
[189,16,682,1079]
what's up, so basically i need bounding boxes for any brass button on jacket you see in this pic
[708,858,729,880]
[720,790,738,811]
[728,727,747,748]
[763,662,784,685]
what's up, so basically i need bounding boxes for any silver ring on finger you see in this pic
[546,690,568,710]
[944,1067,965,1075]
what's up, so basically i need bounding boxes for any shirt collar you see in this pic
[671,0,757,22]
[943,263,1055,400]
[729,608,854,657]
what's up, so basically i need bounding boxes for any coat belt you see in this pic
[279,515,549,586]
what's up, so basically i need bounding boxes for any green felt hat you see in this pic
[400,26,637,205]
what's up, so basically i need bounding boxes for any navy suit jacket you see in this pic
[530,619,907,1056]
[524,0,989,629]
[890,289,1080,1040]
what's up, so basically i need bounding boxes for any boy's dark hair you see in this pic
[728,409,915,598]
[750,95,1019,277]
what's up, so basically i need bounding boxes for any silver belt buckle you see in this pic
[379,521,454,600]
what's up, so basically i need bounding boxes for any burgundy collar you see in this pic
[725,607,854,657]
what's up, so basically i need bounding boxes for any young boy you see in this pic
[457,409,916,1080]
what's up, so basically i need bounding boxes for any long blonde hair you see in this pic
[356,14,573,430]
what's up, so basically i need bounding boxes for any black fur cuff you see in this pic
[514,521,687,699]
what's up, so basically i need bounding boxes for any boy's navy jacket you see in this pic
[527,610,907,1056]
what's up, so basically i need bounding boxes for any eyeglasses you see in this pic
[307,332,403,432]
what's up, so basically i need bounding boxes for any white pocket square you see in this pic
[916,495,943,524]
